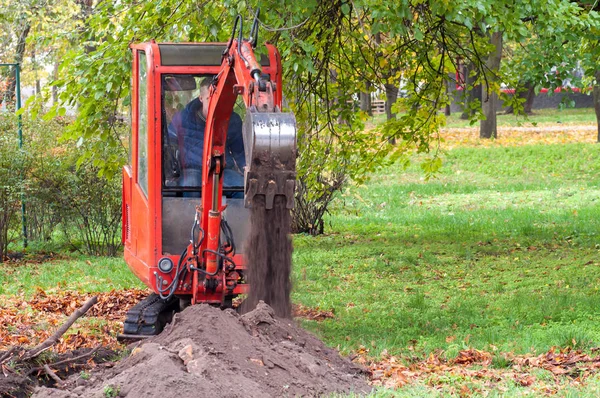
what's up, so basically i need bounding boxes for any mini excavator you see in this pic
[121,11,296,337]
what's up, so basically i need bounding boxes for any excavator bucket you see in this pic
[243,110,297,210]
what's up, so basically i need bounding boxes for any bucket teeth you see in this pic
[243,110,297,209]
[265,180,277,209]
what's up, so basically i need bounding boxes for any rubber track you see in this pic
[122,293,179,336]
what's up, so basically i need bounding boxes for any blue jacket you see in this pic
[169,98,246,188]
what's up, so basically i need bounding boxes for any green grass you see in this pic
[0,255,144,297]
[5,141,600,362]
[3,128,600,394]
[291,142,600,360]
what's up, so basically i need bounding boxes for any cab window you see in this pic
[137,51,149,196]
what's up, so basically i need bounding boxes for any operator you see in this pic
[168,77,245,197]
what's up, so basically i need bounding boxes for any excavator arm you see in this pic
[190,12,297,305]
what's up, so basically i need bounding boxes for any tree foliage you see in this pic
[18,0,600,233]
[501,1,599,97]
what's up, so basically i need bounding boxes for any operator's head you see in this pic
[198,77,213,120]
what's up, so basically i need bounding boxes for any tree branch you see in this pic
[22,296,98,361]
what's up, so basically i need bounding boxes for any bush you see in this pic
[290,108,385,235]
[23,118,65,243]
[48,157,122,256]
[0,115,27,261]
[293,174,345,235]
[24,117,125,256]
[0,115,127,257]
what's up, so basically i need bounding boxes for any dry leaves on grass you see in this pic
[440,125,596,149]
[366,349,496,389]
[4,291,335,354]
[0,289,149,353]
[292,304,335,321]
[2,251,65,264]
[0,307,61,346]
[452,349,492,366]
[365,347,600,392]
[28,288,148,320]
[511,347,600,376]
[0,306,114,353]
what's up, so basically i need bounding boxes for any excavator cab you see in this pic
[124,43,248,280]
[122,34,296,337]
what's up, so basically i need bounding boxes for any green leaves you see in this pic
[341,3,351,15]
[17,0,600,232]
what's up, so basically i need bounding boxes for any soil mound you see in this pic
[32,302,370,398]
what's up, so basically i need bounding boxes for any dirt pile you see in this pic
[32,302,370,398]
[243,195,293,318]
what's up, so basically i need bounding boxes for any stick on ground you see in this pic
[43,364,63,386]
[0,347,18,364]
[27,346,101,376]
[22,296,98,361]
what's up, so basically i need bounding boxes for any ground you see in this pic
[1,108,600,396]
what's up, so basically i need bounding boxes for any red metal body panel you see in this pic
[123,40,283,304]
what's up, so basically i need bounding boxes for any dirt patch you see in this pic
[0,373,30,398]
[243,195,293,318]
[32,302,370,398]
[0,347,117,398]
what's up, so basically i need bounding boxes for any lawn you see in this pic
[294,140,600,358]
[2,118,600,396]
[292,124,600,396]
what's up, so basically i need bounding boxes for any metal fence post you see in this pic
[15,64,27,248]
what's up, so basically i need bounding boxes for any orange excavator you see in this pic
[121,11,297,336]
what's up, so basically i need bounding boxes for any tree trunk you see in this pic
[384,83,399,144]
[374,32,399,143]
[444,78,451,116]
[523,82,535,114]
[460,63,482,120]
[593,70,600,143]
[359,82,372,116]
[505,81,535,114]
[384,83,399,120]
[4,24,30,106]
[480,31,503,139]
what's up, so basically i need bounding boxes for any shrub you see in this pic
[0,116,127,257]
[24,117,125,256]
[0,115,27,261]
[55,159,122,256]
[23,117,65,243]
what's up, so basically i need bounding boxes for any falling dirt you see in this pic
[242,195,293,318]
[32,302,371,398]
